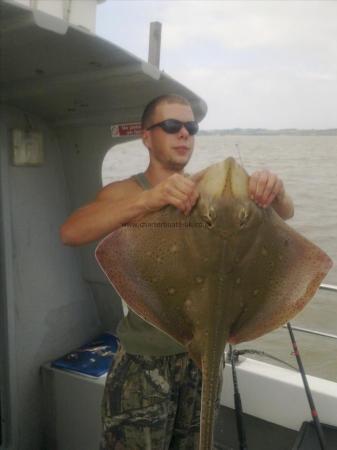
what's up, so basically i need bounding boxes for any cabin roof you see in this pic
[0,0,207,128]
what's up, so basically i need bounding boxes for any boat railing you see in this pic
[320,283,337,293]
[282,283,337,341]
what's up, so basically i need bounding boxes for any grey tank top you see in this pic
[116,172,187,356]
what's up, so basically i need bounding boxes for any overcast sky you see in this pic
[96,1,337,130]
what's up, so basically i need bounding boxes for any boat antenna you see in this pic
[287,322,327,450]
[234,142,244,167]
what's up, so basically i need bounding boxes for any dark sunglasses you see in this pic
[147,119,199,136]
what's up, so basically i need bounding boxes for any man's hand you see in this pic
[142,173,199,215]
[249,169,285,208]
[248,170,285,208]
[249,169,294,220]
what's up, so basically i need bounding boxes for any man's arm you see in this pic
[60,180,148,246]
[60,174,199,246]
[249,170,294,220]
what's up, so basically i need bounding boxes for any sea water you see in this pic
[102,135,337,382]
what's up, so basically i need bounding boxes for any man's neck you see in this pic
[144,164,184,186]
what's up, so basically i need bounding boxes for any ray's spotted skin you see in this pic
[96,157,332,450]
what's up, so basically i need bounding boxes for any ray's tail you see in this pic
[199,348,225,450]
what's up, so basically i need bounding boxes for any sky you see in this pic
[96,1,337,130]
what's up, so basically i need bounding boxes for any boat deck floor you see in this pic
[213,406,337,450]
[292,421,337,450]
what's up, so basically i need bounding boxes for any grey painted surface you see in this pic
[55,125,125,328]
[0,109,19,450]
[0,107,102,450]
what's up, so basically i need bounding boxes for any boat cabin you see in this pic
[0,1,206,448]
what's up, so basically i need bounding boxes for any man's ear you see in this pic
[142,130,151,150]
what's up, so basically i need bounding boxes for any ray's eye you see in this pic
[238,208,249,228]
[203,216,214,228]
[203,207,216,229]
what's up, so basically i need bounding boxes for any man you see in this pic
[60,94,294,449]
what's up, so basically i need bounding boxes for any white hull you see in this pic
[41,355,337,449]
[221,356,337,431]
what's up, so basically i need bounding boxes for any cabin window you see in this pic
[101,140,149,187]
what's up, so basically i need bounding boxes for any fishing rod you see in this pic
[229,344,248,450]
[234,348,298,371]
[287,322,327,450]
[234,142,245,167]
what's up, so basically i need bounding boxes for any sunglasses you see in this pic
[147,119,199,136]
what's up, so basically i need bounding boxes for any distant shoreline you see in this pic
[198,129,337,136]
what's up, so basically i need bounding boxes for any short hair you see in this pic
[141,94,192,130]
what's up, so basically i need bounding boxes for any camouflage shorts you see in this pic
[99,345,223,450]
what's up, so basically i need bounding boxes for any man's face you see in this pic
[142,102,196,171]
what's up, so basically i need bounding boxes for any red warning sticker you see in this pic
[111,123,142,137]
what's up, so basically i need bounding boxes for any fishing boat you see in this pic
[1,1,336,449]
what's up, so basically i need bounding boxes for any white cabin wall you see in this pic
[14,0,63,20]
[0,106,101,450]
[56,126,125,332]
[12,0,99,32]
[68,0,98,32]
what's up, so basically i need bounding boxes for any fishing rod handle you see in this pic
[234,392,248,450]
